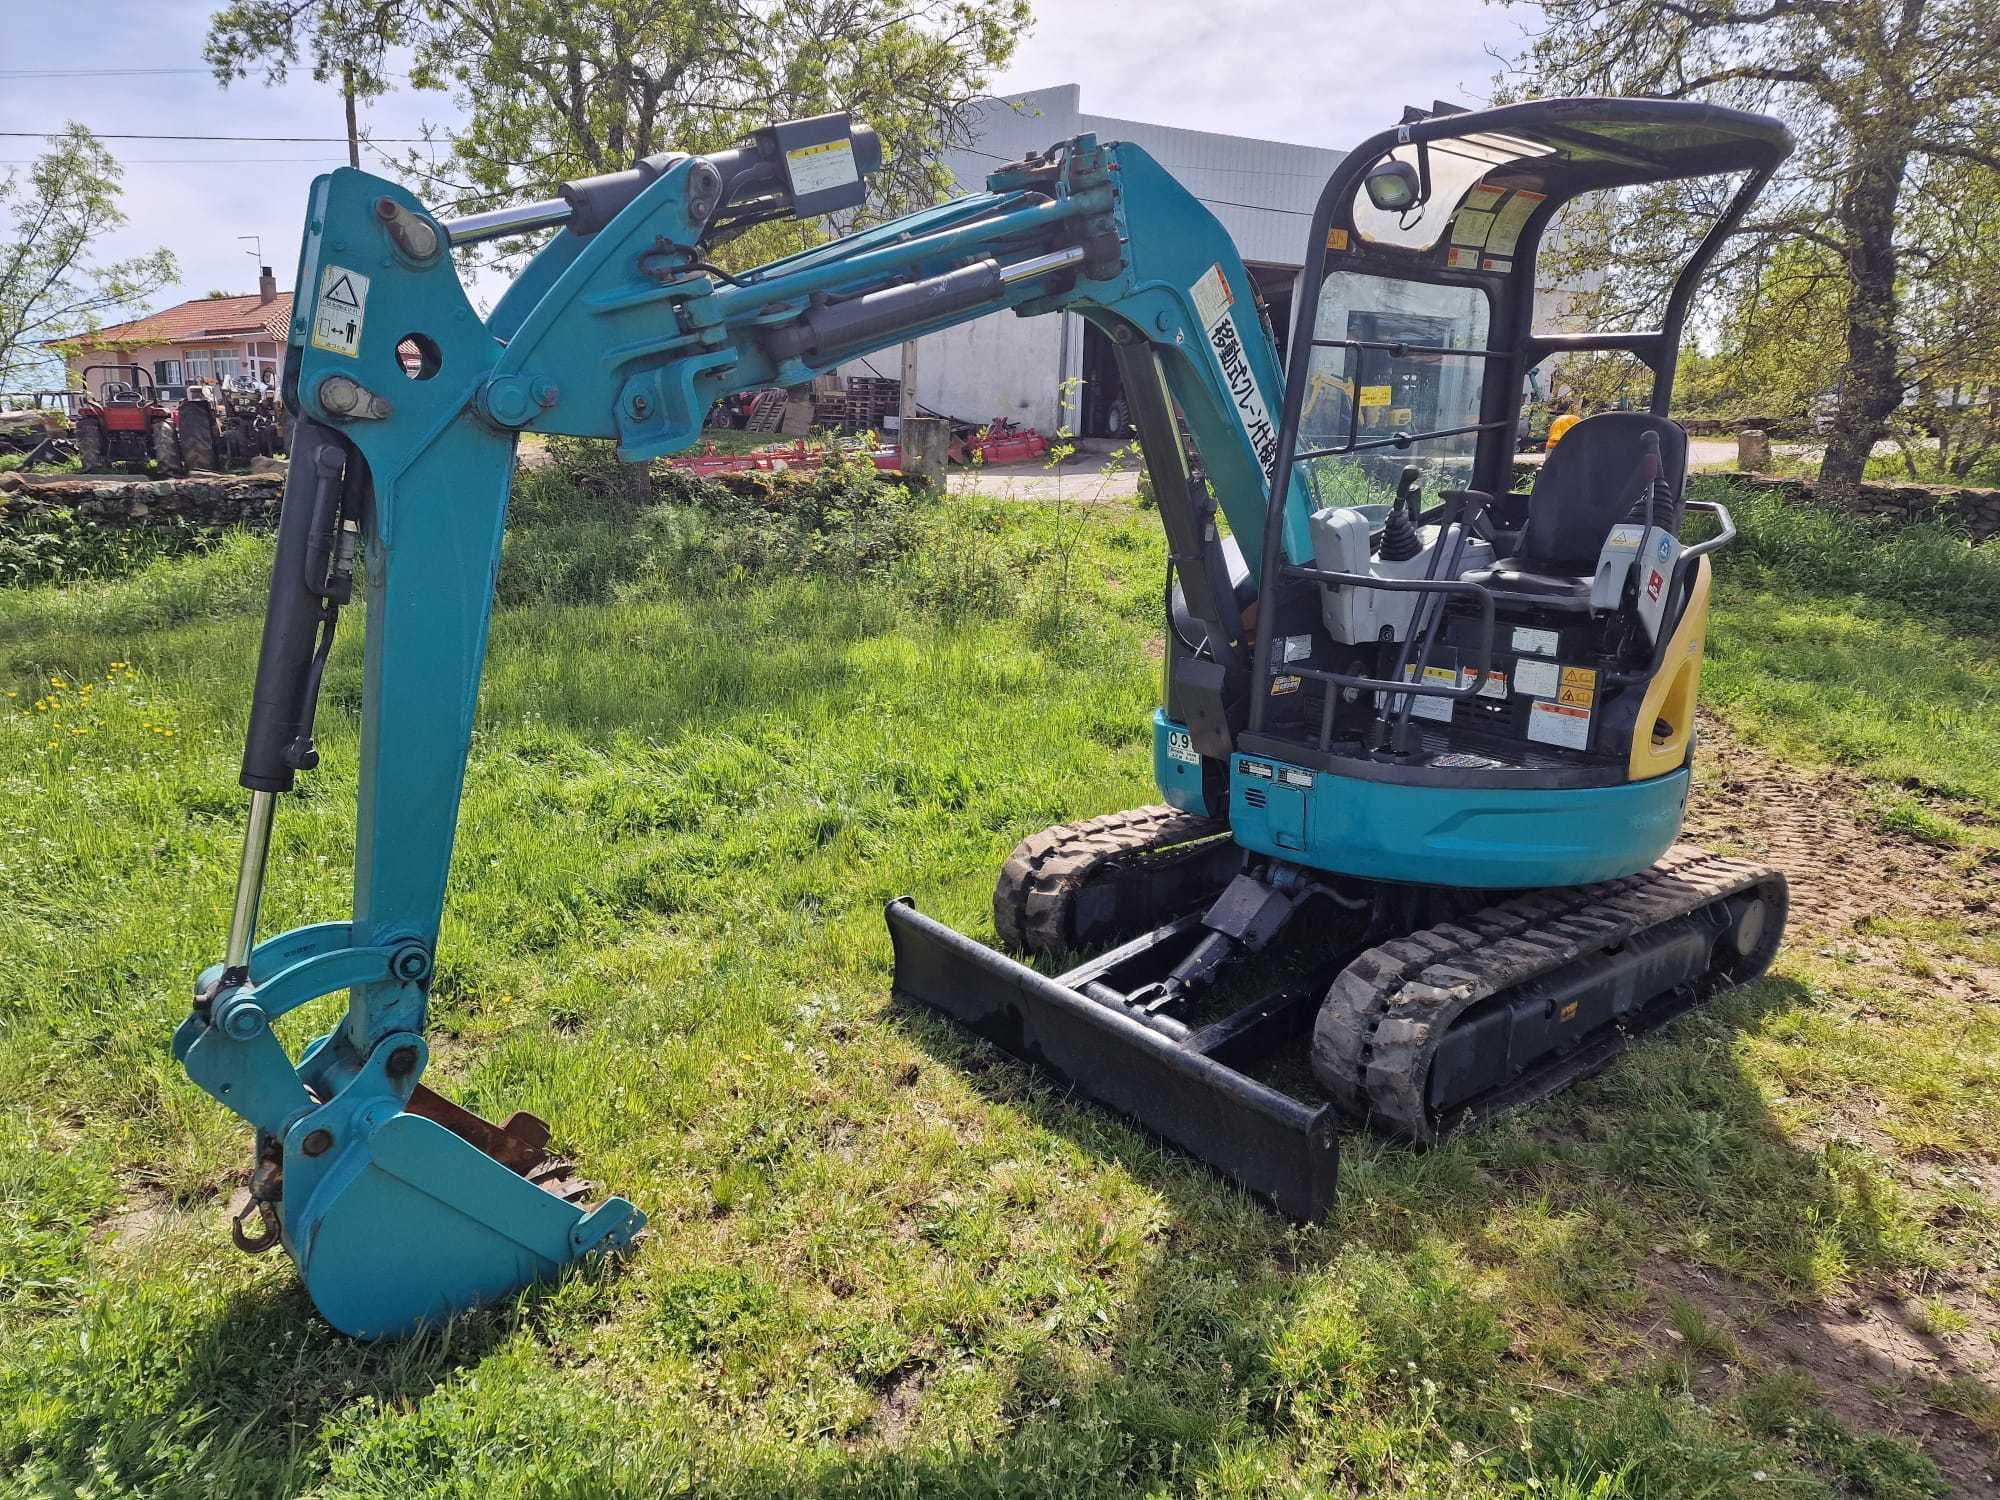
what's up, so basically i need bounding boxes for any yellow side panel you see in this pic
[1628,556,1712,781]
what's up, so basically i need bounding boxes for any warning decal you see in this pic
[1404,664,1457,724]
[311,264,369,358]
[785,138,859,197]
[1527,698,1590,750]
[1191,262,1234,331]
[1485,190,1546,258]
[1558,664,1598,709]
[1513,657,1560,699]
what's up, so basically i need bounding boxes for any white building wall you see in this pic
[845,84,1341,436]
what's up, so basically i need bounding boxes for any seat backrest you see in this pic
[1518,412,1688,571]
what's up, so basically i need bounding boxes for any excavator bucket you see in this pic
[273,1085,644,1341]
[174,925,645,1341]
[885,899,1340,1219]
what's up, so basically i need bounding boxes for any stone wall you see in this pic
[0,468,286,530]
[1504,461,2000,543]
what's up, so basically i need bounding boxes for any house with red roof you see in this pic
[53,267,293,393]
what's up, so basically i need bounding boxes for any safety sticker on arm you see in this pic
[311,265,369,358]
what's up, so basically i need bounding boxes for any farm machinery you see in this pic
[175,99,1793,1337]
[73,364,187,474]
[0,390,78,469]
[179,379,288,470]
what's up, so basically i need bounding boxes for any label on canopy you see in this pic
[1451,211,1496,248]
[1486,190,1547,258]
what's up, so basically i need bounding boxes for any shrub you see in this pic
[498,443,933,607]
[0,507,225,589]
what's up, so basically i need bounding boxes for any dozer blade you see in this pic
[280,1078,645,1340]
[886,898,1339,1219]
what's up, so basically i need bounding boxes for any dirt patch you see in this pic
[1683,713,2000,946]
[1640,1258,1998,1497]
[855,1363,930,1449]
[90,1185,183,1252]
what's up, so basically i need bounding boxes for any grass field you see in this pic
[0,470,1995,1498]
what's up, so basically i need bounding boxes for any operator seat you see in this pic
[1463,411,1687,606]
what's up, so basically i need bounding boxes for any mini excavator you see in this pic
[176,98,1792,1336]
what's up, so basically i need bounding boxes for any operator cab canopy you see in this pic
[1283,96,1792,522]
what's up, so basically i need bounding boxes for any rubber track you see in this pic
[1311,843,1788,1142]
[994,805,1228,957]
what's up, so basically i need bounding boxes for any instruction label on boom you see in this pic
[785,138,859,198]
[1192,264,1281,478]
[311,265,369,358]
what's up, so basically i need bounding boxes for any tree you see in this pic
[1497,0,2000,503]
[206,2,412,169]
[0,126,177,390]
[389,0,1028,232]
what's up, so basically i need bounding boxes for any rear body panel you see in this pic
[1226,754,1690,888]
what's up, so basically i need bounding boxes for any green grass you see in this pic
[0,475,1993,1496]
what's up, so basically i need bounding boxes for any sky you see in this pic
[1,0,1539,357]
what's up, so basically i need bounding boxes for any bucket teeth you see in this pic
[403,1083,585,1199]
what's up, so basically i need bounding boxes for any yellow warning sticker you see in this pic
[1358,384,1392,409]
[1389,406,1414,427]
[1269,674,1301,696]
[1325,227,1350,251]
[1558,665,1598,710]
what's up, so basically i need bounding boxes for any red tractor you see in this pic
[74,364,186,475]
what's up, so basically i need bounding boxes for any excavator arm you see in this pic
[174,114,1309,1337]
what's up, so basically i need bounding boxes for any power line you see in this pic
[0,67,214,78]
[0,65,415,80]
[0,130,428,143]
[0,157,346,165]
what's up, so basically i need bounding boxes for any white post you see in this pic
[898,339,919,428]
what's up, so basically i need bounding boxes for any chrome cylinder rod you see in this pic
[223,789,278,972]
[998,244,1087,285]
[442,198,573,248]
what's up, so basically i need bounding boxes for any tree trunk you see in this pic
[1817,143,1909,504]
[342,63,360,170]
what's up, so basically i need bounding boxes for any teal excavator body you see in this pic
[175,99,1792,1336]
